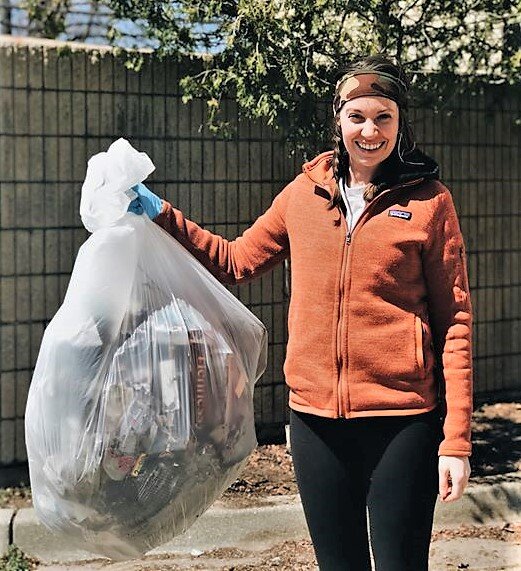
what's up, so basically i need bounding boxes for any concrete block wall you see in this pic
[408,90,521,394]
[0,35,520,472]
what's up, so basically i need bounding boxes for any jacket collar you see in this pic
[303,147,439,198]
[302,151,336,189]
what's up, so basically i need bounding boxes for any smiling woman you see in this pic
[129,53,473,571]
[284,55,473,571]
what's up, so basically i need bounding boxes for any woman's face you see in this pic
[338,96,399,174]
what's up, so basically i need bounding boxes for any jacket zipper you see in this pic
[335,179,422,418]
[336,218,350,417]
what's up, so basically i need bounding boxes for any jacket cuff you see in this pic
[153,199,169,220]
[438,444,472,457]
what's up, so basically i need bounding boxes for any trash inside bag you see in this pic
[25,139,268,560]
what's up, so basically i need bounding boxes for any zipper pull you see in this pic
[346,232,351,244]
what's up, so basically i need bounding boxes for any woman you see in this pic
[129,55,473,570]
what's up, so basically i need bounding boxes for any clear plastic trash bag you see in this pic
[25,139,268,560]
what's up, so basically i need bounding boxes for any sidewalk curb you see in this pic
[434,480,521,527]
[2,481,520,564]
[0,508,14,556]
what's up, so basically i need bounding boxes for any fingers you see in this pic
[128,198,144,214]
[439,464,451,501]
[441,478,465,502]
[439,456,472,503]
[439,467,470,502]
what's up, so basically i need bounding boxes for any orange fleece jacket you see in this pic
[154,151,473,457]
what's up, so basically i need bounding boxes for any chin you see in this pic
[358,155,386,166]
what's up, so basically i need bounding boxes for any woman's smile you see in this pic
[355,140,386,151]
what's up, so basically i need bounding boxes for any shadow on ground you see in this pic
[471,401,521,483]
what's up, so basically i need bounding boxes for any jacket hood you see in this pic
[302,147,439,196]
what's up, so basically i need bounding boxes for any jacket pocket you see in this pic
[414,314,425,375]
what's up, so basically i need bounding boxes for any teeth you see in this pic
[357,141,385,150]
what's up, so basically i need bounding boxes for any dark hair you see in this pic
[328,54,415,209]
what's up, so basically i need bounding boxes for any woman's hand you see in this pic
[128,182,163,219]
[438,455,471,502]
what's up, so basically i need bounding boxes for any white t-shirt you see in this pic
[339,178,367,233]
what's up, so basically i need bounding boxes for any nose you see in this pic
[360,119,378,139]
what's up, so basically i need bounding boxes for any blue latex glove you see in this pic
[128,182,162,219]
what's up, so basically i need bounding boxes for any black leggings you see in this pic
[289,406,444,571]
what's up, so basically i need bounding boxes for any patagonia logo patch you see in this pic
[388,209,412,220]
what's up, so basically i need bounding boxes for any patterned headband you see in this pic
[333,71,407,114]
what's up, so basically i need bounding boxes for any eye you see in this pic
[348,113,364,122]
[377,114,392,121]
